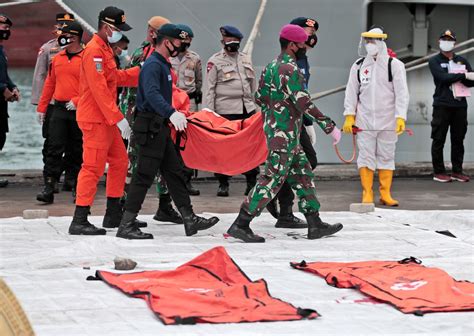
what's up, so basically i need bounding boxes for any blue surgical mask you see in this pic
[119,49,128,58]
[107,26,123,44]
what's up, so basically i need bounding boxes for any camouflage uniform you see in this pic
[119,41,168,195]
[242,53,335,216]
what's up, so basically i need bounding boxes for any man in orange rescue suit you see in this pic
[68,6,140,236]
[36,21,85,204]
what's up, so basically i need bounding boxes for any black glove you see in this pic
[194,91,203,105]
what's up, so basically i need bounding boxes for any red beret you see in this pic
[279,24,307,43]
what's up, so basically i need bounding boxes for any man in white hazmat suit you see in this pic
[342,26,409,206]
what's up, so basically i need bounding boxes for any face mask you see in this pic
[106,25,123,44]
[179,42,191,53]
[294,44,307,60]
[439,40,455,52]
[0,29,10,40]
[365,43,379,56]
[305,34,317,48]
[166,40,180,57]
[224,41,240,53]
[57,35,72,48]
[119,49,128,58]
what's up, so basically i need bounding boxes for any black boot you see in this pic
[102,197,123,228]
[36,177,56,204]
[217,184,229,197]
[153,194,183,224]
[179,206,219,236]
[305,212,343,239]
[186,181,200,196]
[53,177,59,194]
[266,198,279,219]
[117,211,153,239]
[133,218,148,228]
[0,179,8,188]
[62,177,75,192]
[275,206,308,229]
[69,206,106,235]
[227,208,265,243]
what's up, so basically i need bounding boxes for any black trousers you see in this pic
[214,110,259,185]
[43,104,83,181]
[431,106,468,174]
[0,100,8,151]
[276,126,318,209]
[125,124,191,214]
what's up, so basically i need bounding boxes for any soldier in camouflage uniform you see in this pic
[226,24,344,243]
[119,16,183,226]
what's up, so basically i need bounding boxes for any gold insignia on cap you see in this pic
[179,31,188,39]
[306,19,315,27]
[64,14,70,20]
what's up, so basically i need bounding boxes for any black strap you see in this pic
[356,57,365,83]
[388,57,393,82]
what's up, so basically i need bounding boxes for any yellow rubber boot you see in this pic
[359,167,374,203]
[379,169,399,206]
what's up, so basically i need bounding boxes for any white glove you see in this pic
[330,126,342,145]
[169,111,188,131]
[65,100,76,110]
[305,125,316,145]
[465,72,474,81]
[117,118,132,140]
[37,112,46,125]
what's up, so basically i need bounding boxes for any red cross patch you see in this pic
[364,69,369,75]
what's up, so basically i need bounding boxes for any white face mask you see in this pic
[439,40,455,52]
[119,49,128,58]
[106,26,123,44]
[365,43,379,56]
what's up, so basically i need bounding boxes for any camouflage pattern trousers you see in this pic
[242,149,320,216]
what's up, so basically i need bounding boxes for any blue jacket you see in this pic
[136,51,175,118]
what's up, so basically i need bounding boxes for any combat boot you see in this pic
[217,183,229,197]
[62,177,75,192]
[102,197,123,228]
[227,208,265,243]
[179,206,219,236]
[153,194,183,224]
[36,177,56,204]
[69,206,106,235]
[117,211,153,239]
[305,212,343,239]
[187,180,200,196]
[275,206,308,228]
[266,198,279,219]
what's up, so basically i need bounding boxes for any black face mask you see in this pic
[0,29,11,40]
[179,42,191,53]
[294,46,307,60]
[166,41,180,57]
[305,34,318,48]
[57,35,72,47]
[224,41,240,53]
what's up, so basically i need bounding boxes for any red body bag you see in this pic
[171,110,268,175]
[96,247,318,324]
[291,257,474,315]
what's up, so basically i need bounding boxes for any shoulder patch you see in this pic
[38,47,45,56]
[207,62,214,72]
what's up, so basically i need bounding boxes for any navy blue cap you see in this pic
[290,17,319,31]
[158,23,189,40]
[220,25,243,39]
[176,24,194,38]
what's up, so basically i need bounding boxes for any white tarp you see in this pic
[1,209,473,335]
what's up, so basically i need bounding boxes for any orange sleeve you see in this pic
[116,66,140,87]
[37,61,57,113]
[82,48,123,126]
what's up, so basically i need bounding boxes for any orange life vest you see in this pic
[95,247,318,324]
[291,257,474,315]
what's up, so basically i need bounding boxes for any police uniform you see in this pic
[171,50,202,112]
[31,13,76,189]
[36,22,84,204]
[205,26,259,196]
[118,23,219,240]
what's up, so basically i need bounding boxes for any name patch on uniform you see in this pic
[168,74,172,81]
[440,63,448,68]
[207,62,214,73]
[94,56,103,72]
[361,67,371,83]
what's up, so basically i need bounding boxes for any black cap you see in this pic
[61,21,83,38]
[99,6,132,31]
[157,23,189,40]
[219,25,243,39]
[290,17,319,31]
[56,13,75,23]
[440,29,456,41]
[0,14,12,26]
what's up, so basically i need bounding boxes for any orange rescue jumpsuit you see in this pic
[76,34,139,206]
